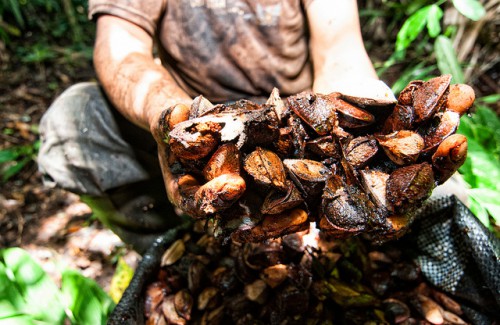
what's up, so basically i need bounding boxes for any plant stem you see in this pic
[60,0,82,43]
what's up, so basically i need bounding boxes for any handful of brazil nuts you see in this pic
[166,75,474,243]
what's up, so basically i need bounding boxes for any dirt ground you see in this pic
[0,49,140,291]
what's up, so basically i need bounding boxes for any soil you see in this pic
[0,49,139,291]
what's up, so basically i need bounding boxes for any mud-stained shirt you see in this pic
[89,0,313,103]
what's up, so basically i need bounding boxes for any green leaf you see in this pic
[458,136,500,191]
[0,263,26,320]
[61,270,115,325]
[7,0,25,28]
[0,19,21,37]
[458,161,475,189]
[109,257,134,304]
[474,105,500,140]
[452,0,486,21]
[460,104,500,160]
[21,45,57,64]
[426,5,443,37]
[458,102,500,228]
[477,94,500,104]
[405,0,431,15]
[469,188,500,225]
[396,6,432,52]
[0,248,65,324]
[0,314,36,325]
[469,196,490,228]
[469,150,500,190]
[457,116,474,139]
[473,125,498,154]
[434,35,464,84]
[1,157,31,182]
[0,149,19,164]
[32,140,41,151]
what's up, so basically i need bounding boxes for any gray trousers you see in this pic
[38,82,180,252]
[38,82,160,196]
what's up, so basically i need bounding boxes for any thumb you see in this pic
[167,103,191,130]
[154,103,191,141]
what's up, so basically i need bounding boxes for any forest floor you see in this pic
[0,48,139,291]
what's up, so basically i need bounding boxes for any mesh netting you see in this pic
[412,195,500,322]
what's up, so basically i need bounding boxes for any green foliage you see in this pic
[434,35,464,83]
[457,97,500,229]
[1,0,25,28]
[393,0,485,56]
[0,248,65,324]
[395,4,443,53]
[18,44,57,64]
[451,0,486,21]
[375,0,486,93]
[0,0,94,64]
[0,248,115,325]
[0,140,39,182]
[62,270,115,325]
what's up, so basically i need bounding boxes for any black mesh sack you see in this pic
[408,195,500,323]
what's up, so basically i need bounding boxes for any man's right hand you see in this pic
[150,103,247,219]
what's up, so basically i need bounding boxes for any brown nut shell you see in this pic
[203,143,241,181]
[345,136,379,168]
[422,110,460,153]
[413,74,451,123]
[244,147,287,191]
[446,84,475,116]
[376,131,424,166]
[431,134,467,184]
[386,163,434,212]
[168,103,191,130]
[169,121,222,160]
[195,173,246,215]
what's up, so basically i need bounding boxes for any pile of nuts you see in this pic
[144,221,469,324]
[166,75,475,242]
[146,76,476,323]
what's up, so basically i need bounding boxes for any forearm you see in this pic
[312,42,378,94]
[93,16,191,131]
[307,0,378,94]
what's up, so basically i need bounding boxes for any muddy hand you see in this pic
[159,77,475,243]
[152,104,246,218]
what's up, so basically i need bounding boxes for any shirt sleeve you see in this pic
[88,0,166,36]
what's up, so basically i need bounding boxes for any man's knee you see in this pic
[40,82,107,132]
[38,82,149,195]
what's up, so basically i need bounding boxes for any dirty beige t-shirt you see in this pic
[89,0,313,103]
